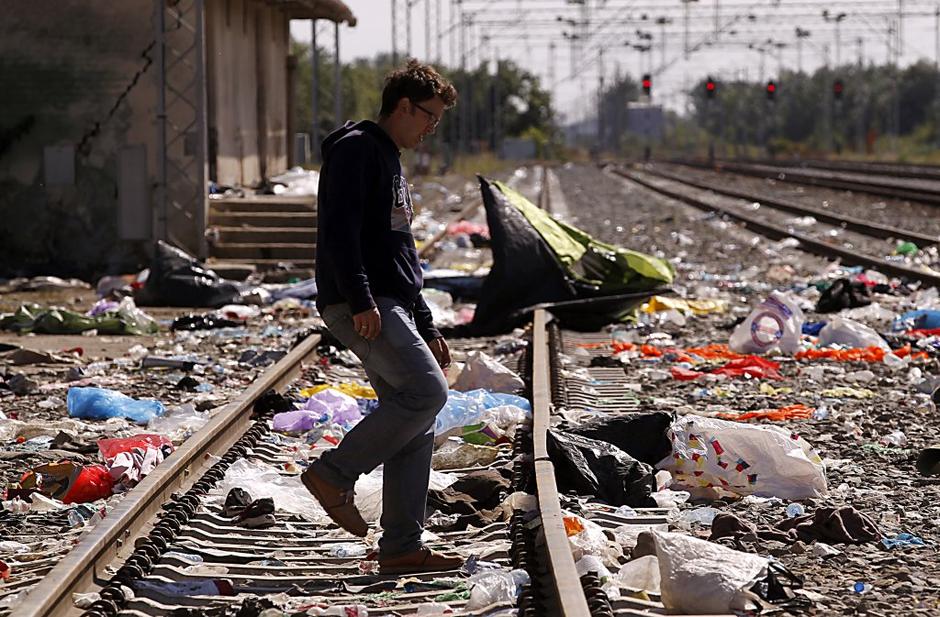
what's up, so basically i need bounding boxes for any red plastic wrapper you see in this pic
[711,356,784,381]
[97,434,174,462]
[670,366,705,381]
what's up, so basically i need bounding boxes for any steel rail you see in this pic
[11,333,322,617]
[613,167,940,288]
[676,159,940,207]
[733,158,940,182]
[531,309,592,617]
[644,165,939,247]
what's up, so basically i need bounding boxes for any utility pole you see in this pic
[714,0,719,37]
[898,0,904,58]
[795,27,810,74]
[406,0,412,57]
[426,0,431,60]
[681,0,698,60]
[935,6,939,69]
[655,16,672,70]
[548,41,556,87]
[436,0,442,63]
[856,37,864,67]
[334,22,342,128]
[391,0,398,65]
[459,8,467,154]
[311,20,320,161]
[598,48,605,153]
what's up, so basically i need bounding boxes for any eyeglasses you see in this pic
[410,99,440,129]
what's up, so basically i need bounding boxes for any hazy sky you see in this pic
[290,1,940,122]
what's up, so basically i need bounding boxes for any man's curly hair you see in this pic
[379,59,457,116]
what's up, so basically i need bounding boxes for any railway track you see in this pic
[6,168,621,617]
[611,165,940,288]
[737,158,940,182]
[640,165,939,248]
[676,159,940,207]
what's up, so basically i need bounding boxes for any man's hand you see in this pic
[428,337,451,373]
[352,307,382,340]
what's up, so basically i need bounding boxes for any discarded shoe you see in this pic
[300,466,368,537]
[222,487,253,518]
[235,497,275,529]
[378,546,464,575]
[237,512,276,529]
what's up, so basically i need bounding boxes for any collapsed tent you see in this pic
[135,241,243,308]
[470,178,674,334]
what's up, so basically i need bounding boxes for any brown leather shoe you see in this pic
[379,546,464,575]
[300,466,368,537]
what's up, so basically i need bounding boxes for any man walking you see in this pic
[302,60,462,575]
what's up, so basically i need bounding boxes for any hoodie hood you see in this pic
[321,120,400,161]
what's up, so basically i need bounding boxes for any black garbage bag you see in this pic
[135,241,242,308]
[469,177,673,334]
[567,412,673,467]
[470,179,577,334]
[815,278,871,313]
[547,429,657,507]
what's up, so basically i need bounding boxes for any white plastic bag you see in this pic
[817,317,889,350]
[355,466,457,522]
[616,555,662,595]
[452,351,524,393]
[216,459,325,518]
[657,415,827,500]
[653,530,766,613]
[729,291,804,354]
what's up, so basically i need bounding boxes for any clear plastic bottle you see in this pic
[330,543,368,558]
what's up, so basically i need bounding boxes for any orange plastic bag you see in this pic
[719,404,814,422]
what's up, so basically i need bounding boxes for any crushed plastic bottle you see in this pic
[466,568,531,610]
[880,431,907,447]
[613,505,638,518]
[330,543,368,558]
[812,405,830,421]
[677,507,719,528]
[67,510,85,528]
[785,503,805,518]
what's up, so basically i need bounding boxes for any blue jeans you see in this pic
[311,297,448,556]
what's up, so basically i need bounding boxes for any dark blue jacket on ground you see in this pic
[315,120,440,341]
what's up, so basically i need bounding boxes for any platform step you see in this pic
[209,195,315,213]
[210,227,317,244]
[209,243,317,260]
[208,212,317,228]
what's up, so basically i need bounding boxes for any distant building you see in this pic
[0,0,354,277]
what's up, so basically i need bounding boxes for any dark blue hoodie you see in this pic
[315,120,440,341]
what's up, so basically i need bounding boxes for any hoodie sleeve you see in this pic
[413,292,442,342]
[320,139,376,314]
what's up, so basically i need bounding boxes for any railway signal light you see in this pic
[641,73,652,96]
[705,76,717,99]
[765,79,776,100]
[833,78,844,100]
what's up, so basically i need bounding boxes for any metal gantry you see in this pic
[154,0,209,259]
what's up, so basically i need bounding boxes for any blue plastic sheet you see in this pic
[67,387,165,424]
